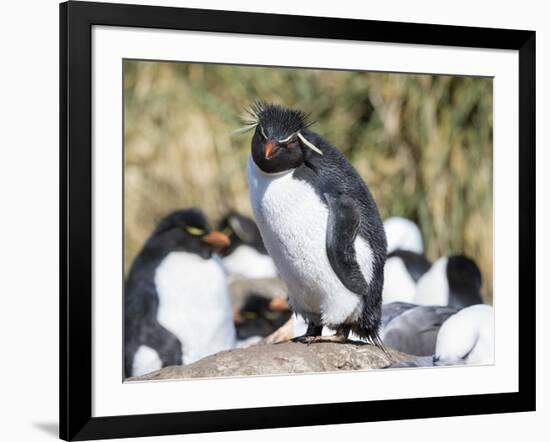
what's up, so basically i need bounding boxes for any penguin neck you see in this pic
[249,155,296,178]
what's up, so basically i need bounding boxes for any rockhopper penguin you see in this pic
[124,209,235,378]
[244,103,387,345]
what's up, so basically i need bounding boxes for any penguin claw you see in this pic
[292,335,348,345]
[291,335,319,344]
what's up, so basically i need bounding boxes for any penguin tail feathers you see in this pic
[369,333,395,363]
[352,324,396,364]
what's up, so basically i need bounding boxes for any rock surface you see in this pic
[128,341,411,381]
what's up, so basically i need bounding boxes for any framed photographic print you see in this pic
[60,1,536,440]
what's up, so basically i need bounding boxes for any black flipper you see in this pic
[324,192,384,348]
[142,322,183,368]
[324,192,368,295]
[124,320,183,378]
[124,275,182,377]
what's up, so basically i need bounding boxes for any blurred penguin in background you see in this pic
[233,294,291,341]
[383,216,424,255]
[125,209,236,378]
[382,217,431,304]
[217,211,278,280]
[380,302,460,356]
[382,249,432,304]
[386,304,494,368]
[415,255,484,308]
[433,304,494,365]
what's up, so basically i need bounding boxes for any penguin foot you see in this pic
[291,335,322,344]
[291,335,349,345]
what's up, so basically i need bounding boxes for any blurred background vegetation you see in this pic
[124,60,493,302]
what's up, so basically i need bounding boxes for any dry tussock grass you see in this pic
[124,61,493,301]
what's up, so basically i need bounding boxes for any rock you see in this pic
[128,341,411,381]
[259,317,295,345]
[387,356,434,368]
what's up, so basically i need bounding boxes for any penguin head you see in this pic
[150,208,230,259]
[217,211,266,256]
[447,255,482,293]
[247,103,322,173]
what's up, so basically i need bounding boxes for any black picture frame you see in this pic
[60,1,536,440]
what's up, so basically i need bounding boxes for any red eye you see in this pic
[288,141,298,149]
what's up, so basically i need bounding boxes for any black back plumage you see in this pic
[293,129,387,343]
[446,255,483,308]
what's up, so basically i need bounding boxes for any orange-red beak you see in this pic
[202,230,231,248]
[233,310,243,324]
[269,297,290,312]
[264,141,280,160]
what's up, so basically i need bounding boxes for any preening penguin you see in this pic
[124,209,235,378]
[385,304,494,368]
[217,211,278,279]
[434,304,494,365]
[245,103,387,345]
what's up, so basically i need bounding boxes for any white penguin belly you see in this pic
[154,252,236,364]
[247,157,372,327]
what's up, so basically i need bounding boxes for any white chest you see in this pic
[382,256,417,304]
[154,252,236,364]
[221,244,278,279]
[415,257,449,306]
[247,157,370,327]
